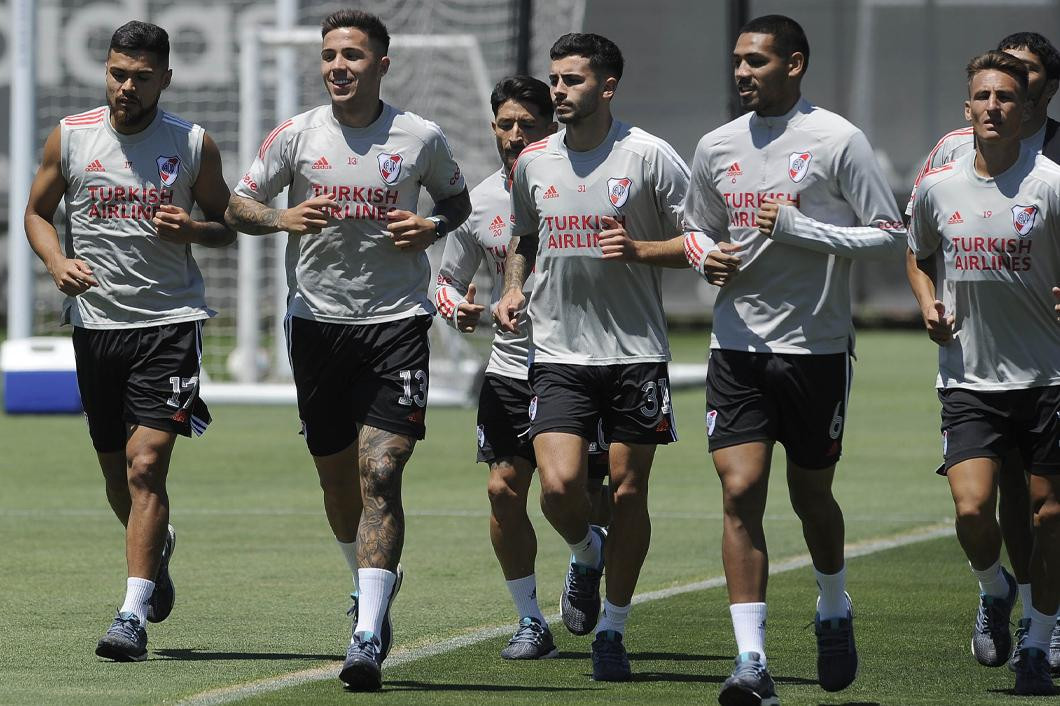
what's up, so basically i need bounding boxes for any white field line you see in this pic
[177,521,954,706]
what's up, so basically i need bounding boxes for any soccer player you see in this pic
[909,50,1060,696]
[680,15,905,704]
[23,21,235,661]
[496,33,690,681]
[905,34,1060,670]
[224,10,470,691]
[435,75,612,659]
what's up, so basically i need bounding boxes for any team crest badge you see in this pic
[706,409,718,436]
[607,177,632,208]
[377,153,403,185]
[788,151,812,183]
[529,395,538,422]
[157,155,181,187]
[477,424,485,448]
[1011,204,1039,237]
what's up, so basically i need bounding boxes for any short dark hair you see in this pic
[550,33,624,81]
[740,14,810,71]
[109,21,169,65]
[321,9,390,55]
[966,50,1029,95]
[490,75,553,120]
[997,32,1060,83]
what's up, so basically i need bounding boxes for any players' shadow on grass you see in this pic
[384,680,591,693]
[154,648,340,661]
[552,650,729,662]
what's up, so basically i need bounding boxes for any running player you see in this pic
[680,15,905,704]
[224,10,470,692]
[24,21,234,661]
[906,32,1060,672]
[908,50,1060,696]
[496,33,690,681]
[436,75,612,659]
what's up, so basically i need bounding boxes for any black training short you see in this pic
[287,314,431,456]
[528,362,677,446]
[939,386,1060,476]
[705,349,851,470]
[72,321,211,452]
[476,372,609,479]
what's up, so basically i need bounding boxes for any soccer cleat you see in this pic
[561,525,606,635]
[971,567,1017,667]
[347,564,403,662]
[339,632,383,691]
[147,524,176,623]
[501,617,558,660]
[591,630,631,681]
[1014,647,1059,695]
[1050,617,1060,672]
[718,651,779,706]
[1009,618,1030,672]
[815,592,858,692]
[95,611,148,662]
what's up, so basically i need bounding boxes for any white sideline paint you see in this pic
[177,522,953,706]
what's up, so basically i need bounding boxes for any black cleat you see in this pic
[95,611,148,662]
[147,524,176,623]
[339,631,383,691]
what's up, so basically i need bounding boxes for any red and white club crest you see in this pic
[788,151,812,183]
[607,177,632,208]
[157,155,181,187]
[377,152,403,185]
[1011,204,1039,237]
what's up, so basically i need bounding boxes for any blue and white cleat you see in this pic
[147,524,176,623]
[591,629,631,681]
[719,651,779,706]
[815,592,858,691]
[339,631,383,691]
[561,526,606,635]
[501,617,558,660]
[95,611,148,662]
[971,566,1017,667]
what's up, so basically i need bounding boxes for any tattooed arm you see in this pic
[224,193,336,236]
[356,425,417,571]
[494,234,537,334]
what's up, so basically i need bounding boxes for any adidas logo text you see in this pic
[543,185,559,199]
[85,159,105,172]
[727,162,742,179]
[312,156,332,170]
[947,211,963,224]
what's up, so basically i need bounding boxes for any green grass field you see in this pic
[0,331,1036,704]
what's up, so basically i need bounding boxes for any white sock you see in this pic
[970,559,1009,598]
[354,568,396,642]
[814,565,848,619]
[120,577,155,626]
[595,600,631,636]
[1019,583,1033,621]
[1026,606,1059,653]
[337,539,359,593]
[730,602,767,663]
[568,527,601,568]
[505,574,546,625]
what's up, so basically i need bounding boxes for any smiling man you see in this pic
[224,9,470,692]
[908,50,1060,696]
[679,14,905,705]
[24,20,234,662]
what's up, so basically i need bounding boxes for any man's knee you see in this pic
[720,471,767,517]
[127,448,166,494]
[488,466,527,520]
[1034,496,1060,532]
[954,495,995,527]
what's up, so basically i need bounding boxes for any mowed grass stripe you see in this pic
[178,521,953,706]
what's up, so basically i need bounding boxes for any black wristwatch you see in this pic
[426,215,449,239]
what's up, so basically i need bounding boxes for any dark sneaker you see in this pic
[1009,618,1030,672]
[1050,617,1060,672]
[719,651,779,706]
[501,617,558,660]
[95,611,148,662]
[971,567,1017,667]
[591,630,631,681]
[561,526,606,635]
[1015,647,1059,695]
[346,563,403,662]
[815,592,858,692]
[147,524,176,623]
[339,632,382,691]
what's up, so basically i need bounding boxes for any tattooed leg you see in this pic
[356,425,416,571]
